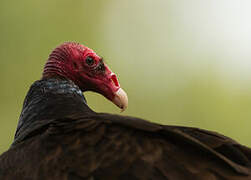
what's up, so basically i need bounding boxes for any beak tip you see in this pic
[120,105,127,113]
[113,88,128,112]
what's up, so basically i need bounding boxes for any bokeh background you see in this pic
[1,0,251,153]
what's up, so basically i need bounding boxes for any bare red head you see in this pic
[43,42,128,111]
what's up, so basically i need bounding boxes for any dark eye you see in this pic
[85,56,94,66]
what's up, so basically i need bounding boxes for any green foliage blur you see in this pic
[1,0,251,153]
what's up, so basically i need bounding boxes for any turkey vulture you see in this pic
[1,42,251,180]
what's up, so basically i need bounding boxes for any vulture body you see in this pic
[1,42,251,180]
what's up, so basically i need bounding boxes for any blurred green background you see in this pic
[1,0,251,153]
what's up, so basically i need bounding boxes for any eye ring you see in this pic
[85,56,94,66]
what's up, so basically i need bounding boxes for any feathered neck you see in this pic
[12,78,92,146]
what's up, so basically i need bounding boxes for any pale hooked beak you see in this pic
[112,88,128,112]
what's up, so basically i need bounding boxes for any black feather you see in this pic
[1,78,251,180]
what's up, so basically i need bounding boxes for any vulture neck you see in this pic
[12,78,93,146]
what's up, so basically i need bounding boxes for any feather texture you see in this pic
[1,79,251,180]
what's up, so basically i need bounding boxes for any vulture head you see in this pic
[42,42,128,111]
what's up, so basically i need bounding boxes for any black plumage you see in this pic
[1,78,251,179]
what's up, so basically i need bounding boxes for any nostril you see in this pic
[111,74,119,87]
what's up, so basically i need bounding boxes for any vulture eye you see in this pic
[85,57,94,66]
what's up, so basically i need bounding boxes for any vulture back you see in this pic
[0,79,251,180]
